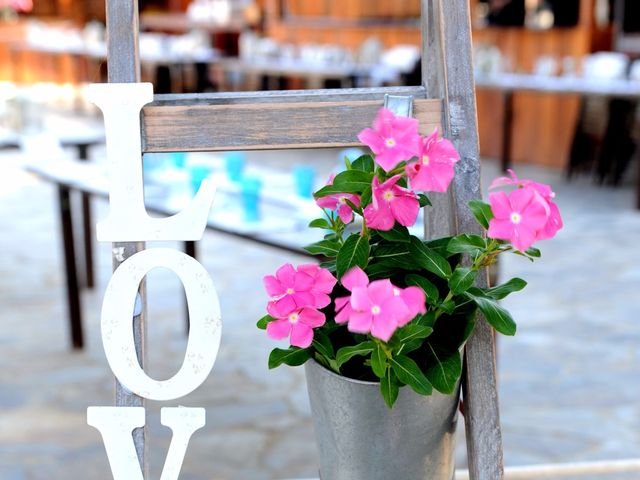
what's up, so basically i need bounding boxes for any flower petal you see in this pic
[347,310,373,334]
[275,263,296,286]
[389,194,420,227]
[342,266,369,291]
[263,275,285,297]
[266,318,291,340]
[299,307,326,328]
[290,323,314,348]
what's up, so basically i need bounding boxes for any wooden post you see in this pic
[105,0,147,475]
[422,0,505,478]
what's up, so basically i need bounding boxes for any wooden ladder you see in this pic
[105,0,504,478]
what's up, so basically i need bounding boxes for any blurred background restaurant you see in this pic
[1,0,640,479]
[2,0,640,180]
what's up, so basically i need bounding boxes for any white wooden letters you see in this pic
[87,83,216,242]
[88,83,221,479]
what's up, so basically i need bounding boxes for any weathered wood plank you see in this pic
[151,86,428,106]
[422,0,505,479]
[106,0,147,474]
[142,98,441,152]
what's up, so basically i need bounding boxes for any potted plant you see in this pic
[257,107,563,479]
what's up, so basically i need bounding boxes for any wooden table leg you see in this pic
[183,241,197,334]
[58,185,84,349]
[501,90,514,172]
[77,143,95,289]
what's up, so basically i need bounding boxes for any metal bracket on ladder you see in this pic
[384,94,414,118]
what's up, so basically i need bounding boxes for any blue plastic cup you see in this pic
[241,176,262,222]
[169,152,187,170]
[189,163,213,194]
[293,164,316,198]
[224,152,246,182]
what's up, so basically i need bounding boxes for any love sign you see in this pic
[87,83,222,479]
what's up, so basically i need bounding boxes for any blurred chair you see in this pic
[567,52,637,184]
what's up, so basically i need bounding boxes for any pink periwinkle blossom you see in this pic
[315,175,361,223]
[357,108,421,172]
[487,187,550,252]
[263,263,336,318]
[266,307,326,348]
[363,175,420,231]
[489,169,563,243]
[335,267,427,342]
[406,128,460,192]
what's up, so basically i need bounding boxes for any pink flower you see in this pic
[489,169,563,242]
[363,175,420,231]
[266,307,326,348]
[393,286,427,327]
[357,108,421,172]
[263,263,336,317]
[335,267,427,341]
[315,175,361,223]
[406,128,459,192]
[298,264,338,309]
[488,187,550,252]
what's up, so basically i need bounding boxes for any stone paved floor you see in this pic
[0,114,639,479]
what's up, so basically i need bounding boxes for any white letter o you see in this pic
[101,248,221,401]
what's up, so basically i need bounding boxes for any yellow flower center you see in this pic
[510,212,522,224]
[289,313,299,323]
[286,288,294,294]
[383,190,394,202]
[422,154,430,166]
[371,305,381,315]
[385,138,396,147]
[338,196,347,204]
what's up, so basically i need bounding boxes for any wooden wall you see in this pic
[474,27,592,168]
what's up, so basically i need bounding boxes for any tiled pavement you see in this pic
[0,121,639,479]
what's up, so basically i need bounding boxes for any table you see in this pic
[9,41,220,92]
[24,158,324,349]
[217,57,399,90]
[475,72,640,207]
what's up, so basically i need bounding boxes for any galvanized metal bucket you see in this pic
[305,359,460,480]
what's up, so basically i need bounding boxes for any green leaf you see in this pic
[371,342,387,379]
[485,277,527,300]
[394,324,433,343]
[256,314,274,330]
[405,274,440,304]
[424,345,462,395]
[336,234,370,278]
[418,194,431,207]
[380,367,399,408]
[439,299,456,314]
[373,243,416,270]
[268,347,311,369]
[308,218,331,230]
[408,236,452,279]
[304,239,341,257]
[360,186,372,206]
[390,355,433,396]
[377,224,411,243]
[448,267,478,294]
[314,170,374,197]
[525,247,541,258]
[465,290,517,336]
[344,155,352,170]
[312,330,334,359]
[447,234,487,255]
[352,154,375,172]
[468,200,494,229]
[335,341,375,367]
